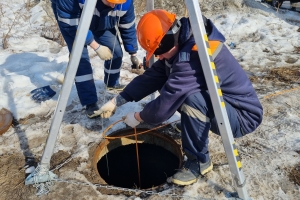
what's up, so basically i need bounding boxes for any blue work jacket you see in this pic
[52,0,138,54]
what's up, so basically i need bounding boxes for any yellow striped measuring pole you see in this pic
[185,0,250,199]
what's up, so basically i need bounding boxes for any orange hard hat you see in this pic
[137,9,176,61]
[107,0,126,4]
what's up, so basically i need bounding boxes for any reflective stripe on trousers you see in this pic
[52,2,97,106]
[179,91,243,163]
[94,28,123,87]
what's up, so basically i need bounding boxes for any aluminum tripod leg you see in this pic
[146,0,158,101]
[146,0,154,69]
[184,0,250,199]
[38,0,97,172]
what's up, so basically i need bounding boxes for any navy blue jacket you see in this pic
[53,0,138,54]
[120,17,263,134]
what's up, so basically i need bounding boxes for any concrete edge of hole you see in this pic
[93,128,183,187]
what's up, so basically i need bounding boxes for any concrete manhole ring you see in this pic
[93,127,183,189]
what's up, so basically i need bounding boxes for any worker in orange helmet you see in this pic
[50,0,142,118]
[94,9,263,186]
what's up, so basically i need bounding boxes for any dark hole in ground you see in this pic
[97,143,179,189]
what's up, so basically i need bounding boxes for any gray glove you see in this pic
[130,55,142,69]
[95,45,113,60]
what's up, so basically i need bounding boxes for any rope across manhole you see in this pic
[93,121,183,190]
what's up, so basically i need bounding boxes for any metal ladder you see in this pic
[25,0,250,199]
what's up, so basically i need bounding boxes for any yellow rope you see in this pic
[263,86,300,100]
[134,127,141,188]
[101,119,180,139]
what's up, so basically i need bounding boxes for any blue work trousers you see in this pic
[52,3,123,106]
[94,30,123,88]
[179,91,243,163]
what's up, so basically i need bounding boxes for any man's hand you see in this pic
[123,112,141,128]
[130,55,142,69]
[95,45,113,60]
[94,99,116,118]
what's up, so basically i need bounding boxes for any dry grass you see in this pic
[25,0,40,10]
[40,0,65,46]
[287,163,300,186]
[0,4,4,24]
[286,18,300,24]
[250,65,300,84]
[294,46,300,53]
[2,8,19,49]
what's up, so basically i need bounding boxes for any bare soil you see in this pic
[0,124,183,200]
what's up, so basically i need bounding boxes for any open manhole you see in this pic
[93,128,183,189]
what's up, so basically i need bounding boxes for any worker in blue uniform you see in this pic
[94,9,263,186]
[51,0,141,118]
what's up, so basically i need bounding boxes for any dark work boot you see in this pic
[174,122,181,133]
[171,157,213,186]
[107,84,126,91]
[86,103,99,118]
[172,159,213,185]
[24,157,37,178]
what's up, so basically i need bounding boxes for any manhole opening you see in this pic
[94,128,182,190]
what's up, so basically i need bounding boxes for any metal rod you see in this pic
[184,0,250,199]
[102,119,178,139]
[134,127,141,188]
[106,146,110,176]
[146,0,154,11]
[146,0,157,101]
[146,0,154,69]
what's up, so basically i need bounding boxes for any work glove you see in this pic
[95,45,113,60]
[30,85,56,103]
[56,74,64,84]
[130,55,143,69]
[93,99,117,118]
[30,73,64,103]
[123,112,140,128]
